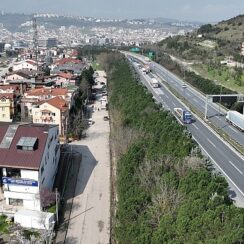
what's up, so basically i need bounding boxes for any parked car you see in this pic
[88,119,95,125]
[103,116,109,121]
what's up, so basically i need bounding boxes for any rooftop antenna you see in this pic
[32,16,39,72]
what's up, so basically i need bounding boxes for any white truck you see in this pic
[226,110,244,131]
[151,78,159,88]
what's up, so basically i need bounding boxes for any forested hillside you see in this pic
[105,52,244,243]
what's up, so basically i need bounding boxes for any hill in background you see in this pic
[153,15,244,93]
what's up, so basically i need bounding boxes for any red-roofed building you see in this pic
[0,85,20,96]
[54,58,81,66]
[32,97,69,137]
[21,88,68,119]
[13,60,39,72]
[55,72,74,86]
[0,123,60,211]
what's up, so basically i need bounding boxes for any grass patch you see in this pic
[47,204,56,214]
[23,229,40,240]
[192,64,244,93]
[92,61,102,70]
[0,215,9,234]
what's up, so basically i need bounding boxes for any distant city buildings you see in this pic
[0,14,196,49]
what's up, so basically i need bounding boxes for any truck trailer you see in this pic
[226,110,244,131]
[174,108,192,124]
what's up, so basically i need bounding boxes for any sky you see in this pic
[1,0,244,22]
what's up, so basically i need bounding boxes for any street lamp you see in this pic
[219,84,222,116]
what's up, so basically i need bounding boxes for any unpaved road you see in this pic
[65,95,110,244]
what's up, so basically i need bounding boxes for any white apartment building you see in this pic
[0,123,60,211]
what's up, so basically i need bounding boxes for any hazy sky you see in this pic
[1,0,244,22]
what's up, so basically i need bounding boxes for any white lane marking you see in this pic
[229,126,237,133]
[207,138,216,148]
[172,102,176,107]
[229,160,243,175]
[193,135,244,198]
[165,94,169,99]
[192,124,199,130]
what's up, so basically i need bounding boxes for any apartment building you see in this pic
[0,93,15,122]
[0,123,60,211]
[32,96,69,137]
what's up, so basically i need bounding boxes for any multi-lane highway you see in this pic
[128,57,244,207]
[128,53,244,147]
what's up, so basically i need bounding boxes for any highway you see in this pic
[128,53,244,147]
[129,59,244,207]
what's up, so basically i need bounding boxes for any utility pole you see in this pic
[32,16,39,72]
[219,84,222,116]
[205,96,209,119]
[55,188,59,223]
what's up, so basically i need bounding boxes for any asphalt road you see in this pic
[131,61,244,207]
[127,53,244,147]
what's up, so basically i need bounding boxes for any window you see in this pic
[1,107,5,111]
[35,119,39,123]
[9,198,23,206]
[6,168,20,178]
[52,113,56,116]
[48,136,53,149]
[41,166,44,175]
[2,114,5,118]
[16,137,38,151]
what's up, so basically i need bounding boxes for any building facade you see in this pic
[0,123,60,211]
[0,94,15,122]
[32,97,69,137]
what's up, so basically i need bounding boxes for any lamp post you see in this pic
[219,84,222,116]
[55,188,59,224]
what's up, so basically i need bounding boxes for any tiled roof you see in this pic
[0,93,14,100]
[55,58,81,65]
[58,72,73,79]
[38,96,68,112]
[0,85,19,91]
[0,123,54,170]
[25,88,68,97]
[26,60,37,66]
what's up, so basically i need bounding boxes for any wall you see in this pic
[0,98,13,122]
[32,103,66,136]
[6,74,25,81]
[38,126,60,191]
[3,169,40,210]
[13,61,37,71]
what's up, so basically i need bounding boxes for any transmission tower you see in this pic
[32,17,39,71]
